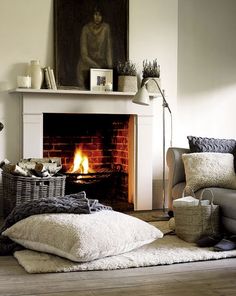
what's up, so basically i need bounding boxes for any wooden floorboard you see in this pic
[1,213,236,295]
[0,256,236,296]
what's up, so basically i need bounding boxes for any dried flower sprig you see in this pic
[117,60,137,76]
[142,59,160,78]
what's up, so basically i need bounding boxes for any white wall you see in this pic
[130,0,178,208]
[177,0,236,148]
[3,0,236,212]
[0,0,178,212]
[0,0,53,163]
[0,0,54,215]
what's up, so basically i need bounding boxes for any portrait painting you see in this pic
[54,0,129,90]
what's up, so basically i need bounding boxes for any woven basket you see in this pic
[173,189,220,243]
[2,172,66,217]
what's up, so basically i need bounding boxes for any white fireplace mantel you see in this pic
[10,88,158,211]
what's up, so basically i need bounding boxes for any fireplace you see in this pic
[13,89,156,210]
[43,113,134,210]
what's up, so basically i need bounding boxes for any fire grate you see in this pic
[64,165,124,204]
[66,170,116,185]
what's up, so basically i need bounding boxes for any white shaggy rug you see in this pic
[13,221,236,274]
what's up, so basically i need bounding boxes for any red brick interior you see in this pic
[43,113,132,207]
[43,114,129,171]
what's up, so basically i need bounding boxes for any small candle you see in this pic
[17,76,31,88]
[105,83,113,91]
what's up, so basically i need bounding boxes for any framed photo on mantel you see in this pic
[90,68,113,91]
[54,0,129,90]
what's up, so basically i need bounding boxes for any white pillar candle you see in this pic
[17,76,31,88]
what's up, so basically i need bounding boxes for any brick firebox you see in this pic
[43,113,130,173]
[43,113,132,208]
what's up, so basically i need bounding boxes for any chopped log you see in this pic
[18,161,36,170]
[37,162,61,174]
[18,161,62,174]
[1,164,29,176]
[30,157,62,166]
[0,159,11,169]
[11,165,29,176]
[1,164,16,173]
[34,163,51,177]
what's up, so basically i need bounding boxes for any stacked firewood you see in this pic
[0,158,62,178]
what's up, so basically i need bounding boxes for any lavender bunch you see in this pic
[142,59,160,78]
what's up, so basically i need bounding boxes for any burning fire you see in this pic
[68,148,90,174]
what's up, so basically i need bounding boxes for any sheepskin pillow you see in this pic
[2,211,163,262]
[182,152,236,192]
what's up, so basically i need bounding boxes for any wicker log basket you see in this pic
[2,172,66,217]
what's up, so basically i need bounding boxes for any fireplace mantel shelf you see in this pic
[10,88,156,117]
[10,88,134,96]
[9,88,158,98]
[10,88,135,97]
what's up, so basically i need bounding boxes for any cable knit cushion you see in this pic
[182,152,236,192]
[187,136,236,153]
[2,211,163,262]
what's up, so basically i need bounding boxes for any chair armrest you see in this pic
[166,147,190,203]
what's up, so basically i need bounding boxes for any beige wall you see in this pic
[177,0,236,147]
[2,0,236,212]
[0,0,178,212]
[129,0,178,208]
[1,0,236,211]
[0,0,53,162]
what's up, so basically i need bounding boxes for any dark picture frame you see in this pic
[54,0,129,90]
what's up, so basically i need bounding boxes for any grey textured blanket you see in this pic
[0,191,112,255]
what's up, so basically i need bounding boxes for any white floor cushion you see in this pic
[3,211,163,262]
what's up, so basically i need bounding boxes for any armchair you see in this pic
[167,147,236,235]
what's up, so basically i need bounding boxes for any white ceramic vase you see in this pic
[29,60,44,89]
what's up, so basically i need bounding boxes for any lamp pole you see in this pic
[133,78,172,212]
[162,91,166,212]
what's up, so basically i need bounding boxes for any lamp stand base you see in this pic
[151,209,170,221]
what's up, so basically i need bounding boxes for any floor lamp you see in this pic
[132,78,173,213]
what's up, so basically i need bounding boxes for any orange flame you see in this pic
[68,148,89,174]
